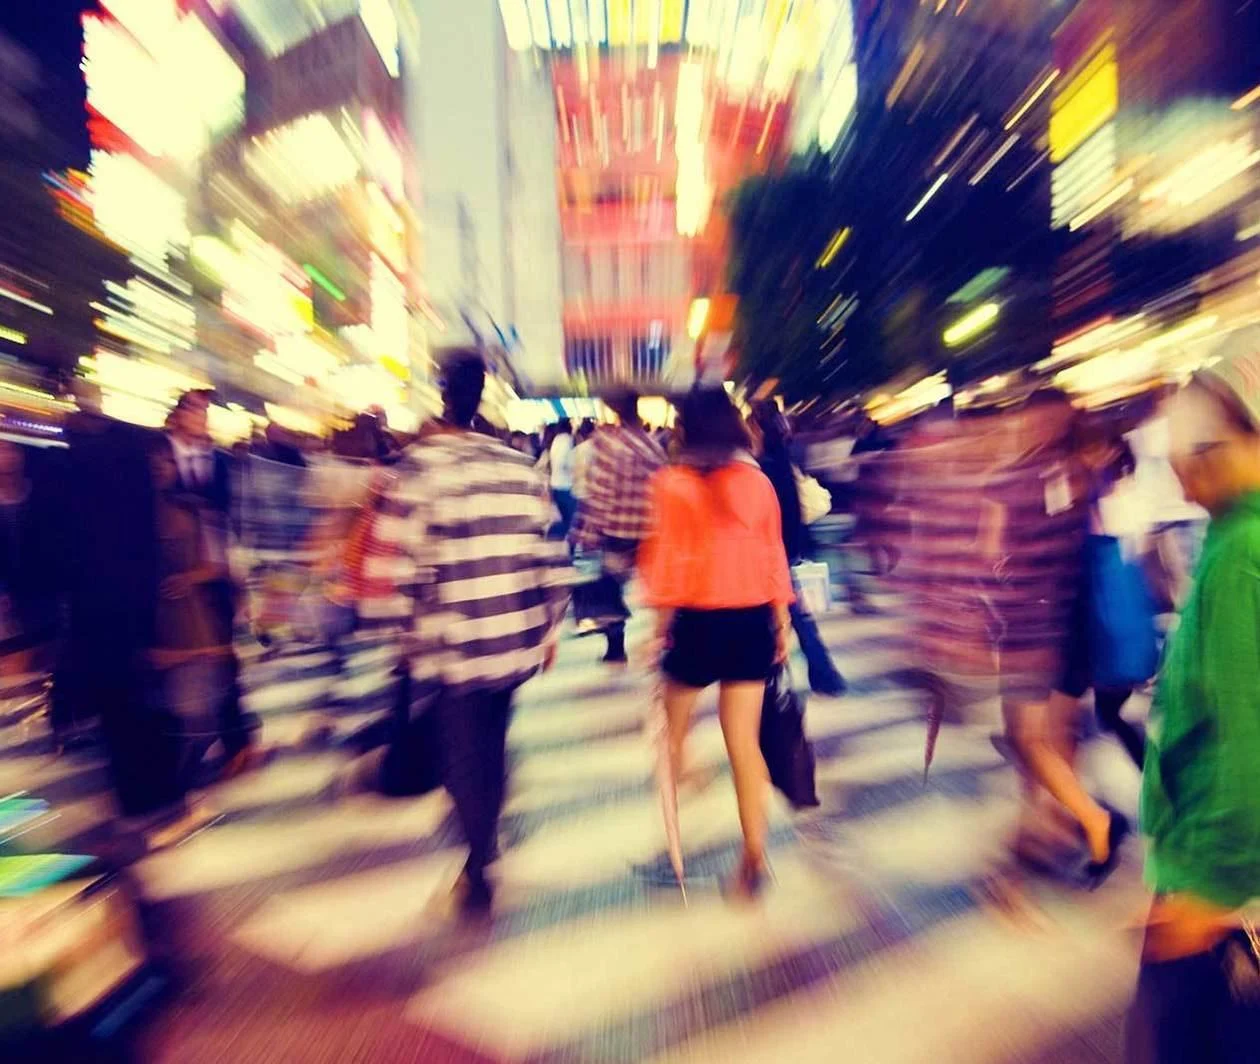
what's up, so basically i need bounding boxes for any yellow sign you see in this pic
[1050,44,1118,164]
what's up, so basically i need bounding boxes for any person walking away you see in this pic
[547,419,576,535]
[751,401,846,696]
[570,394,666,664]
[1048,430,1153,770]
[167,390,257,776]
[145,436,227,844]
[0,441,53,679]
[570,420,597,503]
[365,349,573,917]
[639,388,793,900]
[1128,332,1260,1062]
[55,380,182,823]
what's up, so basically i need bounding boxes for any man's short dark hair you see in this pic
[175,388,214,411]
[607,391,640,426]
[437,347,487,428]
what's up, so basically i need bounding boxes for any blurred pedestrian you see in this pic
[366,349,573,917]
[639,387,794,900]
[1128,332,1260,1062]
[56,380,181,820]
[168,390,258,777]
[0,440,52,678]
[547,418,576,535]
[750,401,846,696]
[570,394,665,664]
[144,436,227,843]
[1048,429,1153,770]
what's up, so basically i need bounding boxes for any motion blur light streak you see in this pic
[943,301,1000,346]
[0,286,53,316]
[1232,81,1260,110]
[302,265,347,302]
[686,297,711,340]
[815,227,852,269]
[0,327,28,346]
[905,172,949,222]
[969,134,1020,186]
[933,113,978,169]
[1004,69,1059,131]
[1069,177,1133,231]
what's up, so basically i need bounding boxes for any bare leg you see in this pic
[717,680,770,871]
[1005,694,1111,863]
[662,678,704,784]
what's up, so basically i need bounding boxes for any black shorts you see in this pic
[662,605,776,689]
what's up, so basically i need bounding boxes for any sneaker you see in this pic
[453,872,494,920]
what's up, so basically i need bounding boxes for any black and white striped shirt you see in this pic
[361,432,574,693]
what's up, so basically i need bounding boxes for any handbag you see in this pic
[794,466,833,525]
[758,664,820,809]
[1086,535,1160,689]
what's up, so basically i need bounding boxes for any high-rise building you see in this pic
[499,0,852,390]
[407,0,565,394]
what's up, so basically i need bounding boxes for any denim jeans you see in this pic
[788,580,844,691]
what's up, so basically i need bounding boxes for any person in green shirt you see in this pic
[1129,329,1260,1062]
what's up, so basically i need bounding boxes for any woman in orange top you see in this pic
[639,388,795,898]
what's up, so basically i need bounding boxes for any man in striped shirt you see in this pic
[363,349,573,915]
[570,393,666,663]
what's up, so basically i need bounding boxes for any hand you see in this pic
[774,622,790,665]
[1141,893,1234,962]
[542,640,559,672]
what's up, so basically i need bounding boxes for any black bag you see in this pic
[758,665,820,809]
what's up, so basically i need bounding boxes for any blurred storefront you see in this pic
[46,0,434,442]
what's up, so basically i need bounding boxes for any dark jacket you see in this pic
[758,447,807,563]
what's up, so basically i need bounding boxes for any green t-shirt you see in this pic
[1142,492,1260,908]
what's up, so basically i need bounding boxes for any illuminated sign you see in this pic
[1051,121,1117,228]
[90,150,189,262]
[84,9,242,163]
[244,113,361,204]
[359,0,399,78]
[366,183,406,272]
[1049,44,1118,164]
[220,222,313,340]
[371,254,408,362]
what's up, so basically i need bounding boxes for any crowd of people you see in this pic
[5,336,1260,1061]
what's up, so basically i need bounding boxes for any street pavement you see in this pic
[0,592,1149,1063]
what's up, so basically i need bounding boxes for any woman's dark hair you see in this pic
[751,399,790,454]
[677,387,751,453]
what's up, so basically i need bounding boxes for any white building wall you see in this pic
[503,52,565,389]
[404,0,563,387]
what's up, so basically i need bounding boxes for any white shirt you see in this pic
[572,438,595,499]
[549,433,575,491]
[170,435,212,489]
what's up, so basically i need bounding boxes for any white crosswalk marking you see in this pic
[4,591,1144,1061]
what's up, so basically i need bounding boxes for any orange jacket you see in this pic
[639,459,795,609]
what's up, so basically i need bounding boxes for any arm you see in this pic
[1145,552,1260,959]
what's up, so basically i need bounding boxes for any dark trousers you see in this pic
[1127,934,1260,1063]
[434,685,515,886]
[204,579,255,758]
[88,654,185,819]
[1095,687,1145,768]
